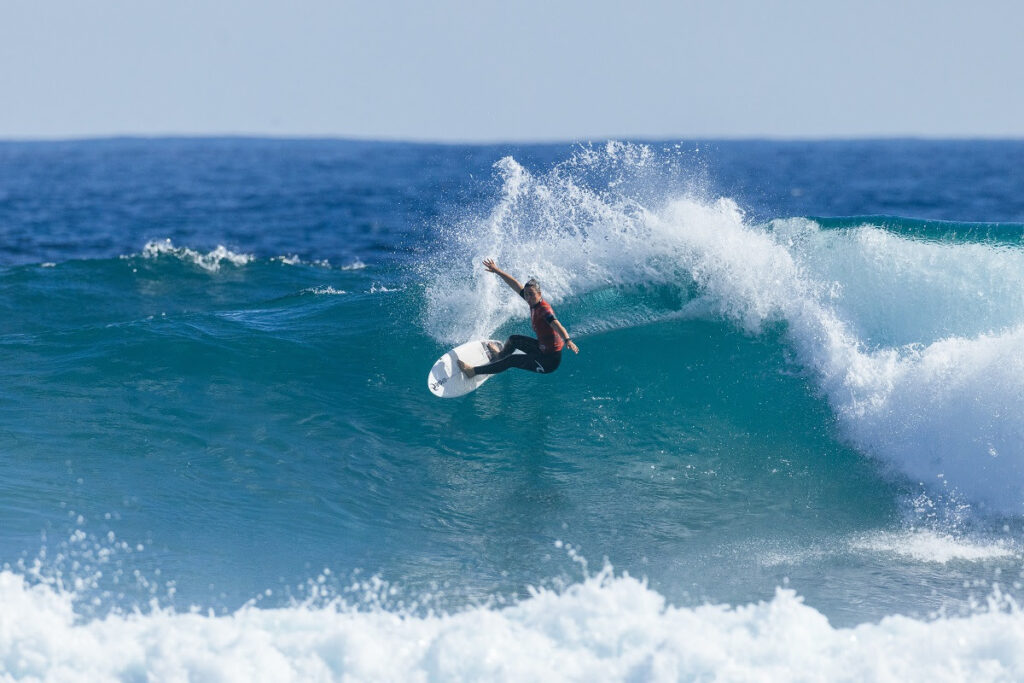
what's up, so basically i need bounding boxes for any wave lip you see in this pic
[2,568,1024,682]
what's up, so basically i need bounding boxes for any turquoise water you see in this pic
[2,139,1024,679]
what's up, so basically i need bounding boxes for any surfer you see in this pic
[458,259,579,378]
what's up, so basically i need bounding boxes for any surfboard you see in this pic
[427,339,510,398]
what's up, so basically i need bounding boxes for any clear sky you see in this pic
[2,0,1022,141]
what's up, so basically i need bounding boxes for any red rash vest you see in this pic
[531,300,564,353]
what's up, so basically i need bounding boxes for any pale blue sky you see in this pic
[2,0,1021,141]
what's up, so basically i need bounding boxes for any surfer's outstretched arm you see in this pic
[482,259,524,294]
[551,319,579,354]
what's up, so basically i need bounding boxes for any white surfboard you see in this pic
[427,339,516,398]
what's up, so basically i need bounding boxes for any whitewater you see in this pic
[3,567,1024,682]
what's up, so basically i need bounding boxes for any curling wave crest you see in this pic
[425,144,1024,514]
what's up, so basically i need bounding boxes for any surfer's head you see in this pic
[522,278,542,304]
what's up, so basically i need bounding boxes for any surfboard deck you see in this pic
[428,339,510,398]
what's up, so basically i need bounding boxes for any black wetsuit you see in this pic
[472,334,562,375]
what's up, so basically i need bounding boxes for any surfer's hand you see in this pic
[567,340,579,354]
[483,258,499,274]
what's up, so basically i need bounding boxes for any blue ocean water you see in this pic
[2,138,1024,680]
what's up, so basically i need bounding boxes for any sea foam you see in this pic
[1,568,1022,682]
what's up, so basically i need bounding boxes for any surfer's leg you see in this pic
[537,351,561,374]
[493,335,539,359]
[473,336,544,375]
[514,350,561,374]
[474,349,561,376]
[460,336,536,377]
[471,353,526,375]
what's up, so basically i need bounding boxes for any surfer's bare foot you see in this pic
[458,359,475,377]
[486,342,502,357]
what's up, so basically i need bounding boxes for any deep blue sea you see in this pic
[2,138,1024,680]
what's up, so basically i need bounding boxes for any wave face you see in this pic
[425,143,1024,515]
[3,138,1024,679]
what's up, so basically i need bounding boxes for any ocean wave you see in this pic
[139,239,255,272]
[812,215,1024,245]
[425,143,1024,514]
[302,286,348,296]
[1,567,1022,682]
[128,240,362,273]
[340,258,367,271]
[273,255,333,268]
